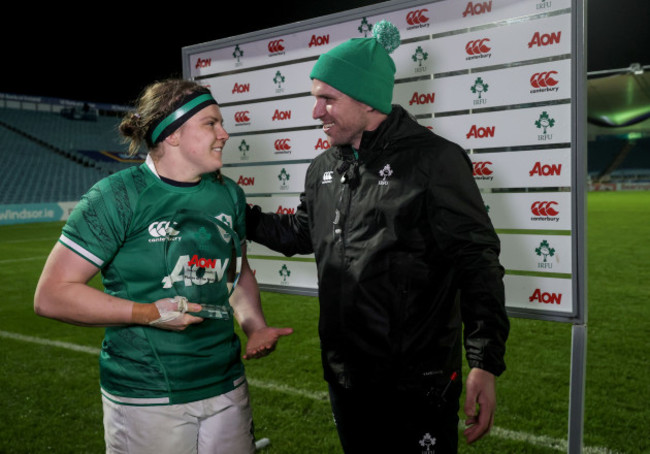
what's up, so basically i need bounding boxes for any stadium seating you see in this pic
[0,125,106,204]
[0,106,133,205]
[588,137,650,182]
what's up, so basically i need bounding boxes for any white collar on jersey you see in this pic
[145,153,161,179]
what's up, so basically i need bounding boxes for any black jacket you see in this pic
[247,105,509,389]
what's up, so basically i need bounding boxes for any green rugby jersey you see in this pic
[60,159,247,405]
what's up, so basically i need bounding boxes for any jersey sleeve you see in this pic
[60,175,132,268]
[224,178,248,244]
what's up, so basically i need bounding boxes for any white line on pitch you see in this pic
[0,329,100,354]
[0,256,47,265]
[489,426,622,454]
[0,329,624,454]
[0,237,57,244]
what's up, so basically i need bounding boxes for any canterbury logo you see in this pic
[234,111,250,123]
[274,139,291,151]
[531,201,559,217]
[530,71,559,88]
[322,171,333,184]
[406,9,429,25]
[268,40,285,53]
[466,39,491,55]
[148,221,180,238]
[473,161,493,176]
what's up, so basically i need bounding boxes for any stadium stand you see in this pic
[0,101,141,205]
[588,137,650,183]
[0,126,105,204]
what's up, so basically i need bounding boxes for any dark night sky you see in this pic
[2,0,648,106]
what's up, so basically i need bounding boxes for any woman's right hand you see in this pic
[133,297,204,331]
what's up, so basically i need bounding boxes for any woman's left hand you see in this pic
[243,326,293,359]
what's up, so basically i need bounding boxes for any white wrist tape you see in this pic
[149,296,189,326]
[173,296,188,313]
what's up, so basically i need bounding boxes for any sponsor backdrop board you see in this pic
[182,0,587,324]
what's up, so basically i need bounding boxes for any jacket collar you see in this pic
[358,105,402,154]
[334,105,415,161]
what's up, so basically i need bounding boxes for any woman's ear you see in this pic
[164,129,181,147]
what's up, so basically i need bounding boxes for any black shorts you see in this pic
[328,377,461,454]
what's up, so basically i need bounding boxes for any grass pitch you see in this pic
[0,191,648,453]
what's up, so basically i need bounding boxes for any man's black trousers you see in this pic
[328,377,461,454]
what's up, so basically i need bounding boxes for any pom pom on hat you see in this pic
[372,20,401,54]
[309,20,401,114]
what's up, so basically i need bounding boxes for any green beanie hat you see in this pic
[310,20,401,114]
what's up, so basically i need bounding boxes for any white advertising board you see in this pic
[248,257,318,291]
[469,148,571,189]
[220,97,319,134]
[504,274,574,314]
[183,0,586,323]
[425,104,572,150]
[222,129,329,165]
[394,59,572,114]
[222,163,309,195]
[499,233,572,276]
[482,191,572,230]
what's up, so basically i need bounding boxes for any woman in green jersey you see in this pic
[34,79,292,453]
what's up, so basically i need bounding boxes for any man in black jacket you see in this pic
[246,20,509,453]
